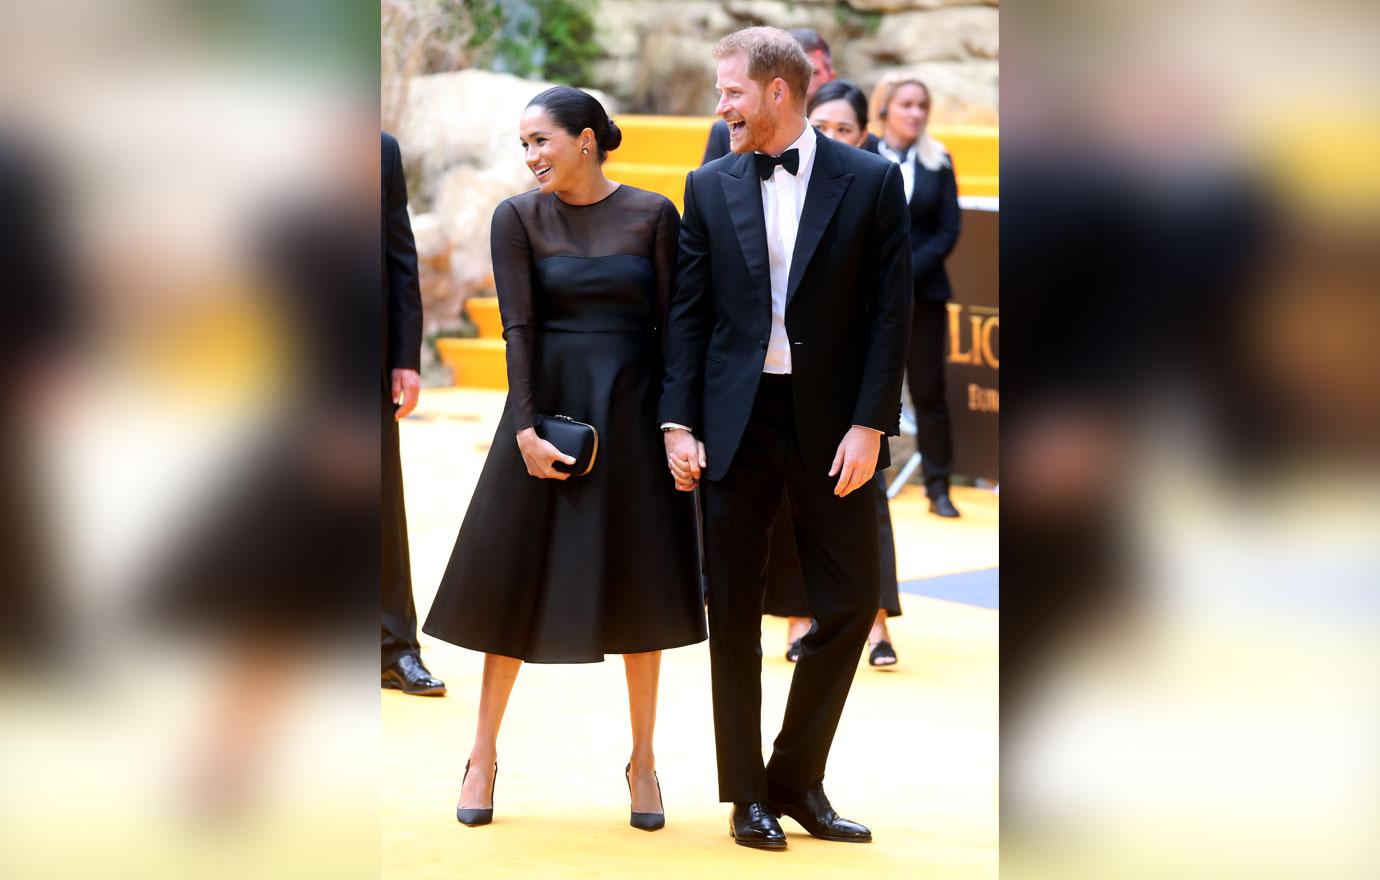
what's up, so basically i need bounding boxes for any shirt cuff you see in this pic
[660,422,693,433]
[851,425,884,435]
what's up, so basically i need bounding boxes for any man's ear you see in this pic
[772,78,786,106]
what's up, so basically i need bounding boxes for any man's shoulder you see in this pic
[823,134,892,178]
[382,131,399,156]
[691,149,742,181]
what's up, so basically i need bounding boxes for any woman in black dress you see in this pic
[422,87,705,830]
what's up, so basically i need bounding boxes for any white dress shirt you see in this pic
[759,122,818,375]
[875,139,916,203]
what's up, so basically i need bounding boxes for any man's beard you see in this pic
[730,103,778,154]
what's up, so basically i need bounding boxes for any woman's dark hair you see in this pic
[807,79,869,130]
[526,86,622,163]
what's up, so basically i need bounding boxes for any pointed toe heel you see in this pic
[455,760,497,827]
[625,763,666,831]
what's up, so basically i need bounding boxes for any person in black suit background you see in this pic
[661,28,912,849]
[757,79,904,670]
[866,75,963,517]
[380,131,446,696]
[700,28,836,165]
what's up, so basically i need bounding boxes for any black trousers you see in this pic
[701,375,880,802]
[909,298,954,497]
[381,389,420,669]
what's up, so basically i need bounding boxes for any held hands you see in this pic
[391,368,421,420]
[517,427,576,480]
[663,428,706,492]
[829,426,882,497]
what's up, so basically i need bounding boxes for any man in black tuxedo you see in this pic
[380,131,445,696]
[661,28,912,849]
[701,28,836,165]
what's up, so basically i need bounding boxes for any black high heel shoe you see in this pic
[455,760,497,826]
[624,763,665,831]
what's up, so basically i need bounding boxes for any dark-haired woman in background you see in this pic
[761,81,905,668]
[868,74,963,519]
[423,86,705,831]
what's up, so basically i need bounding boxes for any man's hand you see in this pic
[391,368,421,420]
[663,428,706,492]
[828,426,882,497]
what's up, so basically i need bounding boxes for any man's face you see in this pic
[805,48,836,100]
[715,53,779,154]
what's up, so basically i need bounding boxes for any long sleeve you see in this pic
[384,136,423,372]
[490,200,538,432]
[853,161,914,434]
[658,173,713,430]
[652,198,681,342]
[910,159,961,281]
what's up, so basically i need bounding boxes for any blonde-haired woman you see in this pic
[867,75,963,521]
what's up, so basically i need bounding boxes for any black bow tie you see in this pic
[754,149,800,181]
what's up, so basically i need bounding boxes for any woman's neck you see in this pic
[883,132,917,154]
[555,170,618,206]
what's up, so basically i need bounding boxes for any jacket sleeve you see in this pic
[384,138,424,372]
[910,159,961,281]
[658,172,713,431]
[852,162,914,435]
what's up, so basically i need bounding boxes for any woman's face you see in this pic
[519,106,591,194]
[808,98,867,147]
[883,83,930,146]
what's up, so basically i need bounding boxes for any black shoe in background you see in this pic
[929,494,961,518]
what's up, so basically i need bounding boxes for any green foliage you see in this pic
[463,0,600,86]
[833,3,883,37]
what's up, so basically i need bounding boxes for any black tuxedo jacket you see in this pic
[661,129,913,482]
[863,138,961,301]
[382,132,423,374]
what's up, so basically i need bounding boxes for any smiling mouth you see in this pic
[532,165,552,179]
[727,119,746,135]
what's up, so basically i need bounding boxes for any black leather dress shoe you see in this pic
[381,654,446,696]
[729,802,787,849]
[928,494,960,518]
[766,783,872,843]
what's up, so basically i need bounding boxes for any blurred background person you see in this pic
[807,79,879,151]
[700,27,836,164]
[0,134,76,670]
[380,130,445,697]
[766,80,902,668]
[869,74,962,518]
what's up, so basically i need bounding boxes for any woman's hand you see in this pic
[517,427,576,480]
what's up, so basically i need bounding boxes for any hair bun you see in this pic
[602,119,623,153]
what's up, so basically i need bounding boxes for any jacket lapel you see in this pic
[718,153,771,308]
[786,133,853,307]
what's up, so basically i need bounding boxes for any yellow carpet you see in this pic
[386,388,997,879]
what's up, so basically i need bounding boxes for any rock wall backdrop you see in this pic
[382,0,997,377]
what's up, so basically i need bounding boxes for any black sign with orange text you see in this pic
[944,203,999,480]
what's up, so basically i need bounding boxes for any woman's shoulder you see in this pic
[616,184,677,216]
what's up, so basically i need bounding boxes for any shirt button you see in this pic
[759,340,768,350]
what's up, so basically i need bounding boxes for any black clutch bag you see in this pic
[533,414,598,476]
